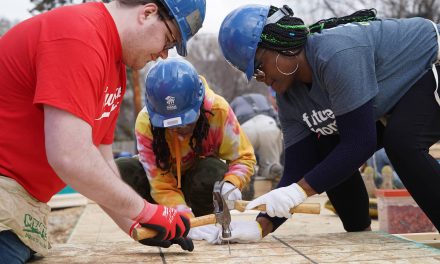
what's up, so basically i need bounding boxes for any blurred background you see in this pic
[2,0,440,150]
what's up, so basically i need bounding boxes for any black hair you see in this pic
[259,6,377,56]
[151,104,213,172]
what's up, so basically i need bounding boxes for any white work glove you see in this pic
[245,183,307,218]
[221,182,242,201]
[220,221,262,244]
[223,220,263,243]
[189,221,262,245]
[188,225,219,244]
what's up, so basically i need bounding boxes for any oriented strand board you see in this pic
[37,197,435,263]
[33,232,440,264]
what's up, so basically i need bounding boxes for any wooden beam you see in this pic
[132,70,142,115]
[47,193,88,209]
[395,233,440,249]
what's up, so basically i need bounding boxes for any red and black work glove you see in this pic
[138,217,194,251]
[170,236,194,252]
[130,200,192,251]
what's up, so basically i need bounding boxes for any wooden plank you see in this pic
[429,143,440,159]
[275,232,440,263]
[396,232,440,241]
[47,193,88,209]
[395,233,440,249]
[343,257,440,264]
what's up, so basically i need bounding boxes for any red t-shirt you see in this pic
[0,2,126,202]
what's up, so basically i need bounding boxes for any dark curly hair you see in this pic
[259,6,377,56]
[151,104,213,171]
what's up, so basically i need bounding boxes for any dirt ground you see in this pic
[48,206,85,244]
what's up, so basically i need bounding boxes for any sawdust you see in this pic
[48,206,85,244]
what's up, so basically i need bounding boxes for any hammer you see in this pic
[131,181,232,241]
[212,180,232,254]
[213,180,232,239]
[132,185,320,241]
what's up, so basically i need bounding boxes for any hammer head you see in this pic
[213,180,232,239]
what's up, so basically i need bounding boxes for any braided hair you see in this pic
[151,105,213,172]
[259,6,377,56]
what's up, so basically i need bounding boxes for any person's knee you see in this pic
[383,126,415,158]
[190,157,227,192]
[343,221,372,232]
[114,157,150,199]
[115,156,140,172]
[265,162,283,180]
[115,157,144,180]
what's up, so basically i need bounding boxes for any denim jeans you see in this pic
[0,230,34,264]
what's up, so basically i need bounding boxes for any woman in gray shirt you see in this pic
[214,5,440,242]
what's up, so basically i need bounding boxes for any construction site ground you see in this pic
[34,194,440,263]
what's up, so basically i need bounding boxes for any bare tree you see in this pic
[0,17,18,36]
[29,0,110,14]
[25,0,440,143]
[315,0,440,21]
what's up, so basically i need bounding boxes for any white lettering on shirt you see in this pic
[302,109,338,135]
[95,86,122,120]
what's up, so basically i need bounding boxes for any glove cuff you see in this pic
[132,200,158,223]
[129,222,140,238]
[255,221,263,238]
[292,183,307,199]
[175,205,195,219]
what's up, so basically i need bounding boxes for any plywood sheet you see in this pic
[33,232,440,264]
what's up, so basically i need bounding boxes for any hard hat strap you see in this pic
[265,7,290,26]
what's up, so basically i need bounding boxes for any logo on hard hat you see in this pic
[165,96,177,110]
[186,10,202,35]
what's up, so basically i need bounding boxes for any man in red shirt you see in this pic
[0,0,205,262]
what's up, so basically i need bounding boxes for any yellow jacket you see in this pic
[135,76,256,211]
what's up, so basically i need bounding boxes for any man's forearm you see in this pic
[44,106,144,220]
[97,145,140,225]
[99,144,121,178]
[49,144,143,219]
[100,204,133,234]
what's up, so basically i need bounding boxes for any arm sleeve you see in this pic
[135,110,187,208]
[258,99,376,231]
[217,105,256,189]
[257,134,321,230]
[101,110,119,144]
[35,39,104,126]
[304,99,376,193]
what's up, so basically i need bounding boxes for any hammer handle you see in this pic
[132,202,320,241]
[234,200,321,214]
[132,214,216,241]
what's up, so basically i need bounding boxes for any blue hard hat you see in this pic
[218,5,270,80]
[160,0,206,56]
[145,58,205,128]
